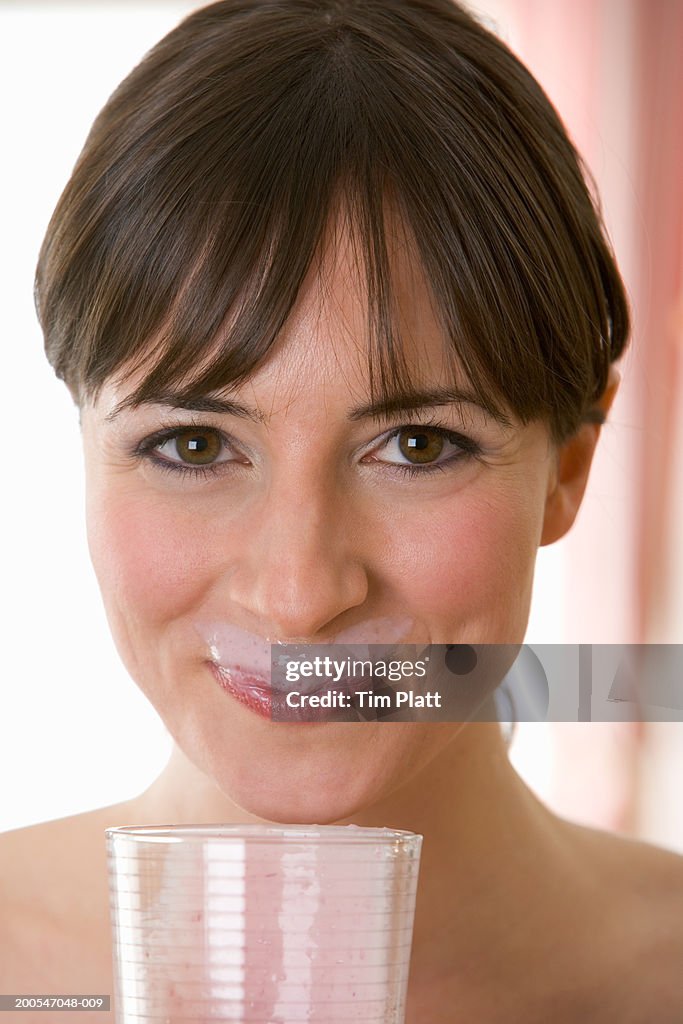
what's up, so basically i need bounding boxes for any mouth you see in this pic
[199,617,430,723]
[199,618,417,695]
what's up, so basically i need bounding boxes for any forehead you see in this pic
[252,209,456,394]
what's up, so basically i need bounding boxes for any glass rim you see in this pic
[105,823,422,846]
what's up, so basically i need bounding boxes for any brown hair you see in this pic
[36,0,629,443]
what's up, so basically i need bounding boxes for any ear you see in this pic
[540,364,621,546]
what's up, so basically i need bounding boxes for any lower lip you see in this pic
[208,663,346,723]
[209,663,274,718]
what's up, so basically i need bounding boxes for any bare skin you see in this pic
[2,726,683,1023]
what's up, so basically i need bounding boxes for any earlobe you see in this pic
[540,364,621,546]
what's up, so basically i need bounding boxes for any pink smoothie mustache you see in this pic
[197,617,417,720]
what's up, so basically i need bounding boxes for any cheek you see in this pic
[86,487,215,634]
[384,484,543,638]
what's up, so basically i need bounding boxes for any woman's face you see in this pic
[80,216,559,823]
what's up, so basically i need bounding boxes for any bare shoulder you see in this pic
[563,819,683,1021]
[0,801,134,996]
[0,801,129,912]
[566,817,683,901]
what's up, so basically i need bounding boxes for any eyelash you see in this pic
[132,419,483,481]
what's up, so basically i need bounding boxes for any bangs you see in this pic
[37,0,629,442]
[110,176,513,430]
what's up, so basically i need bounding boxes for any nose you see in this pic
[222,476,370,640]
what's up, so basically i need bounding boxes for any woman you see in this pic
[2,0,682,1020]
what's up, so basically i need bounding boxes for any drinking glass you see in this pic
[106,823,423,1022]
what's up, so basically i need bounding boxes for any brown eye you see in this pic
[397,427,446,464]
[173,429,222,465]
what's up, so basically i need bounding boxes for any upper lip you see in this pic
[200,616,416,669]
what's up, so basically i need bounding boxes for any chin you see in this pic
[222,748,397,825]
[164,682,451,827]
[182,721,418,826]
[233,789,366,826]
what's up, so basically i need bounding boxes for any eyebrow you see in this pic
[349,387,513,428]
[105,386,513,428]
[105,394,268,424]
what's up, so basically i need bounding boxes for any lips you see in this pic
[198,615,423,722]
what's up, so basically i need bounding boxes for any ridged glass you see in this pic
[106,824,423,1023]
